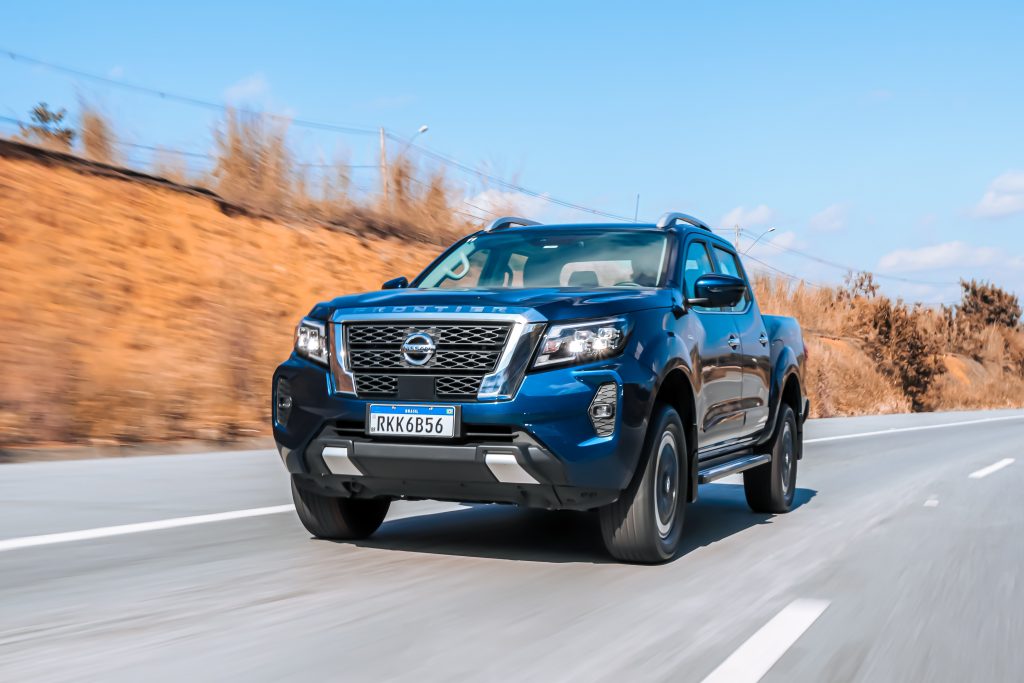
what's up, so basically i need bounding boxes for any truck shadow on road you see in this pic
[339,483,817,564]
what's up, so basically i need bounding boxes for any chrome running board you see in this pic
[697,454,771,484]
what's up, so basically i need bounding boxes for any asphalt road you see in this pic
[1,409,1022,682]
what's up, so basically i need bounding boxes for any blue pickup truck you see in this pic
[273,212,808,562]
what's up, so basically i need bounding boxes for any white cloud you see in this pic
[719,204,775,228]
[744,229,803,261]
[224,73,270,104]
[463,189,553,221]
[973,170,1024,219]
[808,203,849,232]
[878,241,1000,272]
[108,65,124,79]
[769,230,802,249]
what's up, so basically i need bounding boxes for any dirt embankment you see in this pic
[0,144,437,447]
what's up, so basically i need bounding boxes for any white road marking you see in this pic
[0,505,294,553]
[968,458,1015,479]
[0,502,466,553]
[701,599,830,683]
[805,415,1024,444]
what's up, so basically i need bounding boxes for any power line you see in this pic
[740,228,959,286]
[2,48,379,137]
[4,47,633,222]
[389,132,633,222]
[742,252,830,290]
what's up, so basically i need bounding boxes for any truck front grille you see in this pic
[344,321,513,401]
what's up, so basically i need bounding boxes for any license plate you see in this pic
[367,404,458,438]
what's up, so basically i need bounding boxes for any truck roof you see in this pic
[484,212,716,236]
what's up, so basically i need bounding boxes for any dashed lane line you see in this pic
[968,458,1015,479]
[701,598,831,683]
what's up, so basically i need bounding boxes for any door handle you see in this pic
[727,336,740,350]
[759,332,769,346]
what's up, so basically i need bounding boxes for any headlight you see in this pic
[294,318,329,365]
[533,317,631,369]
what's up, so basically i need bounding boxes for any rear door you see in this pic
[711,244,771,437]
[681,239,746,447]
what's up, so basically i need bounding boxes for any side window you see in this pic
[683,241,716,310]
[712,246,750,311]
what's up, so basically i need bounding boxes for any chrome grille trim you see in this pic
[348,348,502,373]
[328,311,546,401]
[348,324,510,347]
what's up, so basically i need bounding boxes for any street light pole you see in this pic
[400,124,429,156]
[743,227,776,254]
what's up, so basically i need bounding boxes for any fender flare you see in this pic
[761,346,803,450]
[646,355,701,503]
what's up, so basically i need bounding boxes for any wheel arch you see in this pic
[650,365,700,502]
[773,368,805,459]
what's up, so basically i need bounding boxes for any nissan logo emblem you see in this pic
[401,332,436,366]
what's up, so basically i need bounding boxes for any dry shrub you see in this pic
[805,337,909,417]
[317,155,352,219]
[755,272,1024,414]
[79,103,119,165]
[16,102,75,151]
[212,108,295,214]
[957,279,1022,329]
[851,297,945,411]
[376,151,467,242]
[752,276,848,336]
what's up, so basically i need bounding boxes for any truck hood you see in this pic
[312,287,673,322]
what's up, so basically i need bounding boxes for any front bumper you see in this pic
[273,354,654,510]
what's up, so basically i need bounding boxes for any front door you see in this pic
[711,245,771,437]
[682,240,746,448]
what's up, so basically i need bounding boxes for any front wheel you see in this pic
[599,404,687,563]
[744,404,799,513]
[291,477,390,540]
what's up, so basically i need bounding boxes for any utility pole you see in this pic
[633,194,640,222]
[379,127,389,204]
[734,224,741,249]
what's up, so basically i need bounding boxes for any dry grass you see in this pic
[212,108,295,214]
[79,103,119,165]
[754,275,1024,417]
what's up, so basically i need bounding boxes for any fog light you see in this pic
[275,378,293,426]
[589,383,617,436]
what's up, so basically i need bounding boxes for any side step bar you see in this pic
[697,454,771,484]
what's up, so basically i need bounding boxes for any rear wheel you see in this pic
[290,477,390,540]
[599,404,687,563]
[744,404,798,513]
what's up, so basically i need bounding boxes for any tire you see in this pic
[290,476,390,540]
[599,404,687,563]
[744,404,799,513]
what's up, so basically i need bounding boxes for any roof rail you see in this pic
[484,216,542,232]
[656,212,712,232]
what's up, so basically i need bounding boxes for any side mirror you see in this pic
[381,276,409,290]
[688,274,746,308]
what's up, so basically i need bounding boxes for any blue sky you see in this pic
[2,1,1023,303]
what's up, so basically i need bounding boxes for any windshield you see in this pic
[416,230,669,289]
